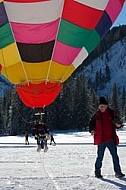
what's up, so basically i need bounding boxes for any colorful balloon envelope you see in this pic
[0,0,125,108]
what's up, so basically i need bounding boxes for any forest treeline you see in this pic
[0,73,125,135]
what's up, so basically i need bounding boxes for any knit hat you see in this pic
[99,96,108,105]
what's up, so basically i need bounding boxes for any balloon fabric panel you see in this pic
[0,43,21,67]
[62,0,104,30]
[95,11,112,38]
[74,0,109,10]
[52,41,81,66]
[4,0,64,23]
[96,0,125,38]
[105,0,125,23]
[1,59,76,85]
[10,19,60,44]
[15,82,63,108]
[0,23,14,48]
[4,0,49,2]
[17,40,55,63]
[0,2,8,26]
[56,19,101,51]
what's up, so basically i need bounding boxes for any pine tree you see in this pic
[99,68,104,89]
[46,101,60,130]
[0,98,4,134]
[73,73,93,130]
[95,71,99,88]
[105,64,111,82]
[111,83,120,112]
[3,90,12,134]
[121,87,126,122]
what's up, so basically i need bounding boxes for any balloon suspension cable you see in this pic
[11,90,34,124]
[121,116,126,120]
[1,50,33,124]
[46,0,65,82]
[8,19,30,85]
[1,45,29,86]
[60,66,71,83]
[1,49,10,80]
[121,115,126,122]
[20,60,30,85]
[16,45,30,85]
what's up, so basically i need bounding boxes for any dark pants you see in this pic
[95,141,121,174]
[50,135,56,145]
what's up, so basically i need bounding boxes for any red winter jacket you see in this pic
[89,108,120,145]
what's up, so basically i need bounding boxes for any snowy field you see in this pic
[0,128,126,190]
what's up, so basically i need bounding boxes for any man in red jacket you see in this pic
[89,96,125,178]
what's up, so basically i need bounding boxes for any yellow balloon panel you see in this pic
[1,61,27,84]
[23,61,50,83]
[1,60,75,84]
[49,61,75,82]
[0,43,21,67]
[23,61,75,83]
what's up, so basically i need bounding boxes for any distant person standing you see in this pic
[50,134,56,146]
[89,96,125,178]
[24,131,29,145]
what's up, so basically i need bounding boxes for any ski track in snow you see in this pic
[0,131,126,190]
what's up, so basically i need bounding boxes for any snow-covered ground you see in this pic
[0,128,126,190]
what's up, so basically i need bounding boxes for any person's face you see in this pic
[98,104,108,113]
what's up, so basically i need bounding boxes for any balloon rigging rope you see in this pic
[0,52,39,123]
[0,78,31,125]
[60,67,71,82]
[39,152,60,190]
[1,44,49,109]
[1,50,45,123]
[11,88,34,124]
[46,0,65,83]
[1,49,10,82]
[1,45,29,85]
[1,50,32,123]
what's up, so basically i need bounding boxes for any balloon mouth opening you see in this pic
[15,82,63,108]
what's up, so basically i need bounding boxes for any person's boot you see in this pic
[37,145,41,152]
[115,172,125,178]
[95,173,103,178]
[44,140,48,153]
[44,144,48,152]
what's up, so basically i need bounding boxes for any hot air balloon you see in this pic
[0,0,125,108]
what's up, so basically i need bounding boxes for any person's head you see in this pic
[98,96,108,112]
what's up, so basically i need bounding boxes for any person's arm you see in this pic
[44,123,50,134]
[112,117,122,125]
[89,115,96,135]
[112,110,122,128]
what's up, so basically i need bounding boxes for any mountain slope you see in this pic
[83,34,126,97]
[0,75,11,97]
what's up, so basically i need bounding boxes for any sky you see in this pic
[113,2,126,27]
[0,128,126,190]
